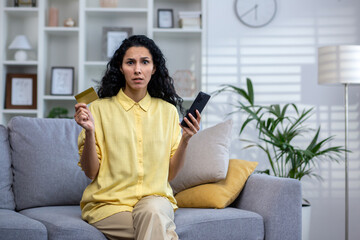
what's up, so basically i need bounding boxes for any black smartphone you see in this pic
[181,91,211,128]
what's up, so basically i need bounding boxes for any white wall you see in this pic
[203,0,360,239]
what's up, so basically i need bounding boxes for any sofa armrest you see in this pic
[232,174,302,240]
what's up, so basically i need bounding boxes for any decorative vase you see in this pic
[64,18,75,27]
[48,7,58,27]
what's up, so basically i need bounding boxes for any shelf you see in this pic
[43,95,76,101]
[2,109,38,114]
[153,28,202,33]
[153,28,202,39]
[4,7,38,17]
[85,7,148,18]
[4,7,38,12]
[3,60,38,66]
[44,27,79,36]
[85,61,107,67]
[85,7,148,13]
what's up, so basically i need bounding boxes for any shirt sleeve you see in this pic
[170,107,182,159]
[77,129,102,170]
[77,104,102,170]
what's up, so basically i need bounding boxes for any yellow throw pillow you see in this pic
[175,159,258,209]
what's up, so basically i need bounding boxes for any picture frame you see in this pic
[50,67,74,95]
[14,0,36,7]
[158,9,174,28]
[102,27,132,60]
[5,73,37,109]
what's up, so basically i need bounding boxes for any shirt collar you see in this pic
[116,88,151,112]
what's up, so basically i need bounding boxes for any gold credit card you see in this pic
[75,87,99,104]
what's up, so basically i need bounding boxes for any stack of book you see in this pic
[179,11,201,29]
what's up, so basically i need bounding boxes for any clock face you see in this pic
[235,0,277,28]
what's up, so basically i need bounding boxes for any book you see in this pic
[179,11,201,29]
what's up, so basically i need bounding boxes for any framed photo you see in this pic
[50,67,74,95]
[158,9,174,28]
[14,0,36,7]
[5,73,37,109]
[102,27,132,60]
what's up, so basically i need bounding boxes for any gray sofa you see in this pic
[0,116,302,240]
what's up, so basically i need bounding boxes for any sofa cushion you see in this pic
[0,209,47,240]
[170,119,233,194]
[175,159,258,208]
[19,206,264,240]
[8,117,91,211]
[0,125,15,210]
[175,208,264,240]
[20,206,106,240]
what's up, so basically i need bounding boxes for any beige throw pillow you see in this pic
[170,119,233,194]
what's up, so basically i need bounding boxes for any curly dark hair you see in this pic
[97,35,184,114]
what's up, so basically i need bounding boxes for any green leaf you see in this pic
[256,169,270,175]
[280,104,290,119]
[240,117,254,135]
[246,78,254,105]
[222,84,251,104]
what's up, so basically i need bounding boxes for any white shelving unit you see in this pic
[0,1,40,124]
[0,0,205,125]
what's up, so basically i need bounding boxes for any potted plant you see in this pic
[214,78,345,239]
[47,107,72,119]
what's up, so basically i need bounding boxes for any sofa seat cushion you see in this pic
[20,206,107,240]
[0,209,47,240]
[20,206,264,240]
[175,207,264,240]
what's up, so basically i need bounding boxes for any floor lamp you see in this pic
[318,45,360,240]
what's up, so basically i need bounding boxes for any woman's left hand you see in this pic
[169,110,201,181]
[179,110,201,143]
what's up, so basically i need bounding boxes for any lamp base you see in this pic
[14,50,28,61]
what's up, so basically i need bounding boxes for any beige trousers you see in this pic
[92,195,178,240]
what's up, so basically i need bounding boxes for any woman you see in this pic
[74,35,201,240]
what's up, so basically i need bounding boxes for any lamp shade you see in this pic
[8,35,32,50]
[318,45,360,85]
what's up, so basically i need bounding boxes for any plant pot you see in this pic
[302,200,311,240]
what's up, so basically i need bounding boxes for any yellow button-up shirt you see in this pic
[78,89,181,224]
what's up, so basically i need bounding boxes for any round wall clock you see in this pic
[235,0,277,28]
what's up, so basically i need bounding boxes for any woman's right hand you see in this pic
[74,103,94,132]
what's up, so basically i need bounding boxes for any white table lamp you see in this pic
[8,35,32,61]
[318,45,360,240]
